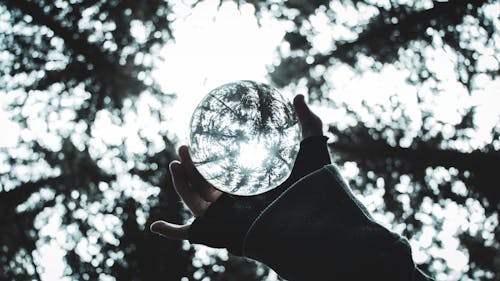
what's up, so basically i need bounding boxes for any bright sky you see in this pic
[151,0,289,144]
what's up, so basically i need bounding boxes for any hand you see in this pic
[150,94,324,242]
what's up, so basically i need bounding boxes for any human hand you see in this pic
[150,94,327,253]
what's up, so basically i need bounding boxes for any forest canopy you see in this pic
[0,0,498,280]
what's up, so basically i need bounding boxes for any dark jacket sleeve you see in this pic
[242,165,433,281]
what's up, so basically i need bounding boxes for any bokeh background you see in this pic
[0,0,499,280]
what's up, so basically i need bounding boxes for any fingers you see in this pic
[170,161,210,217]
[178,145,222,202]
[293,94,323,139]
[150,220,190,240]
[153,148,223,241]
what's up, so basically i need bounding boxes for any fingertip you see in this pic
[294,94,310,123]
[150,221,162,233]
[178,145,189,154]
[150,221,169,237]
[178,145,192,162]
[294,94,305,101]
[293,94,305,107]
[150,220,190,240]
[169,160,181,172]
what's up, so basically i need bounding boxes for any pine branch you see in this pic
[5,0,114,73]
[330,138,500,204]
[331,140,498,171]
[0,175,65,209]
[273,0,481,86]
[4,0,146,112]
[0,170,115,209]
[311,0,475,66]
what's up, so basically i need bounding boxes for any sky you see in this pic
[151,0,290,144]
[0,0,499,280]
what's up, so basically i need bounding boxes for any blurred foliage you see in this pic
[0,0,499,281]
[256,0,500,279]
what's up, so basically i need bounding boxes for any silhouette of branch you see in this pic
[5,0,113,73]
[273,0,483,88]
[311,0,476,67]
[5,0,146,114]
[209,94,240,117]
[0,170,116,209]
[0,176,65,209]
[330,137,500,204]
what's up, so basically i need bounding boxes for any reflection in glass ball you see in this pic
[189,81,300,196]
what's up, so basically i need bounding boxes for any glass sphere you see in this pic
[189,80,300,196]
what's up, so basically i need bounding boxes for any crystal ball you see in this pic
[189,80,301,196]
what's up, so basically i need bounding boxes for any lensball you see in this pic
[189,80,301,196]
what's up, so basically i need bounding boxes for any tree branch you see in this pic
[0,176,65,209]
[311,0,475,67]
[5,0,147,112]
[330,138,500,204]
[5,0,112,71]
[272,0,478,87]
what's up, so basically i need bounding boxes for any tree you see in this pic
[1,0,499,280]
[0,0,192,280]
[1,0,272,280]
[257,0,499,279]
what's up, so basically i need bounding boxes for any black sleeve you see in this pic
[243,165,434,281]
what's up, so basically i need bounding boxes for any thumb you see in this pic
[150,220,190,240]
[293,94,323,139]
